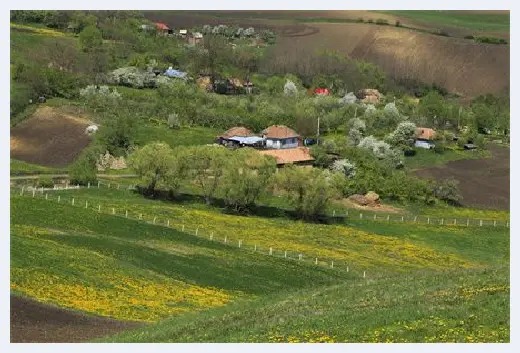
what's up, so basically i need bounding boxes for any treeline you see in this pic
[71,142,463,220]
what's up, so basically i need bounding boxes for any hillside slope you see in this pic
[104,267,509,343]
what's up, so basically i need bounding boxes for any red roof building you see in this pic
[314,88,330,96]
[155,22,170,31]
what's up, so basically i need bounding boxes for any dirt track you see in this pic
[10,294,144,343]
[415,144,509,210]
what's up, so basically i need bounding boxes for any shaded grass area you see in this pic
[103,266,509,342]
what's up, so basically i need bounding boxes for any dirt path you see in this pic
[10,294,144,343]
[415,144,509,210]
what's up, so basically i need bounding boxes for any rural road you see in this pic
[10,174,137,180]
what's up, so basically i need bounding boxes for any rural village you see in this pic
[9,9,510,345]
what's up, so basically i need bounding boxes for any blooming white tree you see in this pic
[384,102,400,119]
[330,159,357,178]
[338,92,357,105]
[387,121,417,146]
[284,80,298,96]
[244,27,255,37]
[348,117,366,132]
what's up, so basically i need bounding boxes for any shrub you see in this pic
[37,175,54,188]
[356,17,364,23]
[464,35,475,40]
[403,147,416,157]
[433,178,462,205]
[375,18,389,25]
[284,79,298,96]
[395,20,401,27]
[474,36,508,45]
[433,29,450,37]
[167,113,181,129]
[367,19,374,23]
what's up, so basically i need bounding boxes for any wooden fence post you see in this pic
[32,189,35,197]
[195,228,199,236]
[480,220,483,227]
[72,198,74,205]
[20,186,25,196]
[224,236,227,244]
[254,244,257,251]
[182,225,185,232]
[269,247,273,255]
[360,213,363,220]
[167,220,170,227]
[299,254,302,261]
[467,219,470,227]
[363,271,366,279]
[454,219,457,226]
[347,266,349,272]
[427,217,430,224]
[98,205,101,212]
[153,217,156,224]
[113,208,116,215]
[414,216,417,223]
[117,184,120,190]
[126,210,128,218]
[493,220,497,227]
[441,218,444,225]
[210,232,214,240]
[98,181,100,188]
[238,240,242,248]
[387,215,390,221]
[88,182,90,189]
[401,216,404,222]
[284,251,287,258]
[333,210,336,217]
[139,214,142,220]
[85,201,88,209]
[45,194,48,200]
[58,195,60,203]
[315,258,318,265]
[373,214,377,220]
[330,261,334,269]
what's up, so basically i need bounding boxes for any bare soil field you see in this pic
[277,23,510,97]
[415,144,509,210]
[10,294,143,343]
[144,11,509,97]
[10,106,93,167]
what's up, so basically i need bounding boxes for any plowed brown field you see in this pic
[10,294,143,343]
[144,11,509,97]
[10,106,93,167]
[415,144,509,210]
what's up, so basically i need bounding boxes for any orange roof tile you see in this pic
[258,147,314,165]
[415,127,437,140]
[261,125,300,139]
[219,127,254,139]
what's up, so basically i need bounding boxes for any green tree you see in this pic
[221,148,277,213]
[97,112,137,156]
[69,147,100,186]
[187,145,230,204]
[274,166,340,220]
[79,25,103,53]
[128,142,186,196]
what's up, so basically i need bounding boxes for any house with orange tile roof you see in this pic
[261,125,301,149]
[258,147,314,167]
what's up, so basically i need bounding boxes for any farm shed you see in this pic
[258,147,314,167]
[164,67,188,79]
[415,127,437,141]
[187,32,204,46]
[218,126,255,146]
[155,22,171,35]
[226,136,265,148]
[314,88,330,96]
[261,125,301,150]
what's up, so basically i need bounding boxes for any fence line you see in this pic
[14,183,510,229]
[17,191,369,278]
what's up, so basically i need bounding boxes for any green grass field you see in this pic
[379,11,509,33]
[10,184,509,342]
[10,159,66,176]
[405,147,491,170]
[104,266,509,343]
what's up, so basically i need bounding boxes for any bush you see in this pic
[464,35,474,40]
[433,29,450,37]
[69,147,99,186]
[474,36,508,45]
[167,113,181,129]
[37,175,54,188]
[395,20,401,27]
[375,19,389,25]
[403,147,416,157]
[367,19,374,23]
[330,159,356,178]
[433,178,462,205]
[356,17,364,23]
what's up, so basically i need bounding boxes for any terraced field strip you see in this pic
[15,182,510,228]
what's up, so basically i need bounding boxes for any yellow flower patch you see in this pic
[11,22,67,37]
[11,268,233,322]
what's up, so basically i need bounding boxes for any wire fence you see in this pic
[16,189,371,279]
[16,182,510,229]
